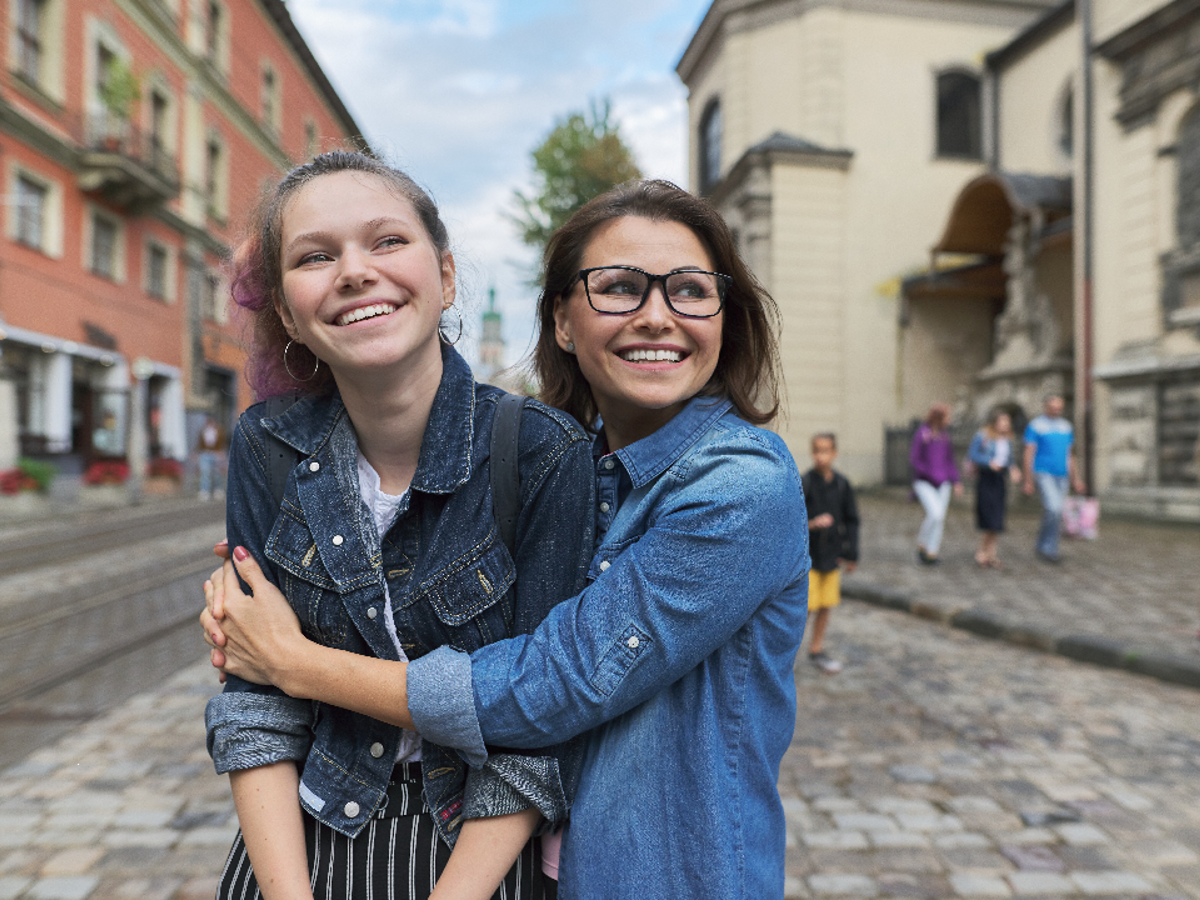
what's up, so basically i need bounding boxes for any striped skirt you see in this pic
[216,763,550,900]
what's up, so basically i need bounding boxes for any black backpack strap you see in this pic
[490,393,527,555]
[261,393,302,509]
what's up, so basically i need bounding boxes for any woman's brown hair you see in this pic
[231,151,451,399]
[532,179,783,429]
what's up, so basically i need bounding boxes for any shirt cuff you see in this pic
[407,646,488,768]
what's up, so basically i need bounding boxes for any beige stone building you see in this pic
[677,0,1057,481]
[679,0,1200,521]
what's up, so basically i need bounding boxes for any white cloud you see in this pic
[285,0,705,367]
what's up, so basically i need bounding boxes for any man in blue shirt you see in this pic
[1022,394,1086,561]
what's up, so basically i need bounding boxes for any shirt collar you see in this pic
[261,344,476,494]
[596,395,733,488]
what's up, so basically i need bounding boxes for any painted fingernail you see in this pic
[216,538,229,547]
[233,546,249,562]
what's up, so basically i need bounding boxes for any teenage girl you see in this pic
[204,151,594,900]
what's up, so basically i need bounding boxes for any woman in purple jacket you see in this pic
[909,402,962,564]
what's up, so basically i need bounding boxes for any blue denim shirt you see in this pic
[409,396,810,898]
[205,346,595,843]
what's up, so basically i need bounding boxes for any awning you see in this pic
[933,172,1072,256]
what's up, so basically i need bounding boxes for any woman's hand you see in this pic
[201,548,308,689]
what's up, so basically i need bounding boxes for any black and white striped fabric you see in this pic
[216,764,550,900]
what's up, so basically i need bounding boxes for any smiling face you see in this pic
[276,170,454,386]
[553,215,723,449]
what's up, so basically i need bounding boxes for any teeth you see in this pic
[336,303,396,326]
[621,348,683,363]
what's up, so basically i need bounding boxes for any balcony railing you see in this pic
[74,110,181,211]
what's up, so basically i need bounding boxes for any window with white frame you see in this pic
[9,0,63,101]
[15,0,44,85]
[261,62,281,133]
[14,174,47,249]
[305,118,318,159]
[203,0,229,73]
[89,209,123,280]
[145,240,170,300]
[204,131,227,220]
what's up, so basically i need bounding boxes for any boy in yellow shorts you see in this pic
[801,433,859,674]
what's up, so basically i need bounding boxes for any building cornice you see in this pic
[677,0,1057,84]
[710,131,852,207]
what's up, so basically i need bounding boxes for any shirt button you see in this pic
[367,607,378,619]
[332,534,344,546]
[599,560,611,572]
[344,801,360,818]
[370,742,385,758]
[627,636,640,650]
[604,459,615,470]
[599,502,610,513]
[309,461,320,472]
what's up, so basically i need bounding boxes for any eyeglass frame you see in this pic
[568,265,731,318]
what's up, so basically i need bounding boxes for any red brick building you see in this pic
[0,0,361,487]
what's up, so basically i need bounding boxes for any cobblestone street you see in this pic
[0,493,1195,899]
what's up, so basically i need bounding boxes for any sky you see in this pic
[285,0,712,371]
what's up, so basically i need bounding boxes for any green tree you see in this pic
[511,99,642,255]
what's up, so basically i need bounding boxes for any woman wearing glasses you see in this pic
[205,180,810,899]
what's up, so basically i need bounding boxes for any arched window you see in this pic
[936,71,982,159]
[1178,102,1200,250]
[699,99,722,194]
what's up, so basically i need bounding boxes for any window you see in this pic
[150,88,169,165]
[16,0,44,85]
[15,175,46,248]
[699,99,722,195]
[936,71,982,159]
[206,0,221,61]
[146,242,168,299]
[261,63,280,132]
[1058,86,1074,160]
[90,211,118,279]
[204,134,224,217]
[1177,103,1200,252]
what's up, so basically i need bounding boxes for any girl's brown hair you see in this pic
[231,151,450,399]
[532,179,783,429]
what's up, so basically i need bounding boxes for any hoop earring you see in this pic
[283,340,319,382]
[439,308,464,346]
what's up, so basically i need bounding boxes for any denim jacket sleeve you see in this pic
[459,400,595,823]
[205,415,314,774]
[410,422,807,756]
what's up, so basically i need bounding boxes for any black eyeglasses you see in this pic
[571,266,729,318]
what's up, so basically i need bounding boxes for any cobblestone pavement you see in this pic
[785,599,1200,899]
[842,491,1199,682]
[0,493,1195,899]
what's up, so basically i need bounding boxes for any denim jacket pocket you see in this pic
[410,538,516,652]
[267,506,352,646]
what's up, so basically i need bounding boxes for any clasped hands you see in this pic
[201,541,307,689]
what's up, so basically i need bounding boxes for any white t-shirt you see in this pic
[356,450,422,763]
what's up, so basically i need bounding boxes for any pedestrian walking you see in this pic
[909,402,962,564]
[195,415,227,500]
[1022,394,1086,562]
[801,432,859,674]
[967,409,1020,568]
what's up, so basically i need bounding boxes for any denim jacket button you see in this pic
[309,461,320,472]
[604,459,615,470]
[367,607,378,619]
[599,501,610,512]
[344,801,360,818]
[599,560,611,572]
[332,534,344,546]
[370,742,385,758]
[627,635,640,649]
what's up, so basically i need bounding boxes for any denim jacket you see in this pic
[409,396,810,898]
[205,346,595,843]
